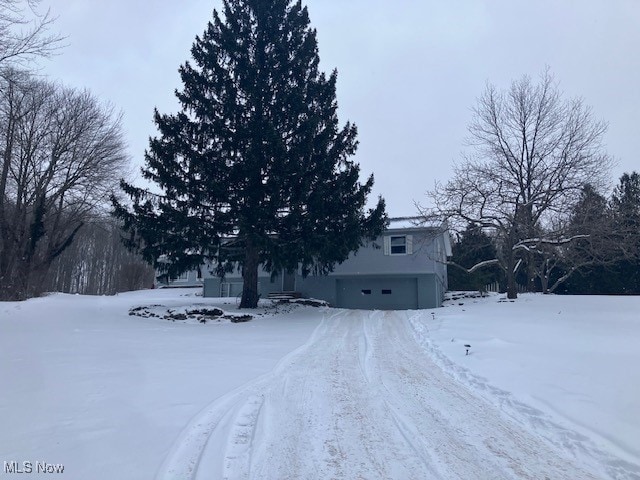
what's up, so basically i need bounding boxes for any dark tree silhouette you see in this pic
[113,0,386,308]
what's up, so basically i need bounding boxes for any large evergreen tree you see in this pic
[609,172,640,293]
[611,172,640,232]
[112,0,386,308]
[552,185,613,294]
[557,175,640,294]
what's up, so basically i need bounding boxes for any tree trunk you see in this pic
[540,273,549,294]
[526,252,537,292]
[539,258,550,294]
[506,255,518,299]
[506,275,518,299]
[240,238,260,309]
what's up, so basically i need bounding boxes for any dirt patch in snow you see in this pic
[128,305,253,324]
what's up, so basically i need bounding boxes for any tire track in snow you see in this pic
[154,313,337,480]
[361,311,444,478]
[407,311,640,480]
[157,309,607,479]
[369,311,568,479]
[222,395,264,479]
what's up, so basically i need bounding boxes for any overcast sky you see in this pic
[39,0,640,217]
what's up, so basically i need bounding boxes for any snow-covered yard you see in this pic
[1,288,638,479]
[415,293,640,479]
[0,289,322,479]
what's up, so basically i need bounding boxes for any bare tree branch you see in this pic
[0,69,128,299]
[0,0,64,68]
[420,69,612,298]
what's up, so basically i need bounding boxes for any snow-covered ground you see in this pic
[1,288,638,479]
[412,293,640,479]
[0,289,323,479]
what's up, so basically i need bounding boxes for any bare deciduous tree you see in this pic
[45,217,155,295]
[0,0,63,68]
[0,69,128,299]
[422,69,612,298]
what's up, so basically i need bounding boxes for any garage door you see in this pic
[336,277,418,310]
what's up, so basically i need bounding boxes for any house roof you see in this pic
[386,217,452,257]
[387,216,445,231]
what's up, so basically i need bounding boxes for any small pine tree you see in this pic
[112,0,386,308]
[448,223,503,292]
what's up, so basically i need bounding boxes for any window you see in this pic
[382,289,392,295]
[390,236,406,254]
[383,234,413,255]
[361,289,372,295]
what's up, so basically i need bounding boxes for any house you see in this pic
[155,264,205,288]
[159,218,452,310]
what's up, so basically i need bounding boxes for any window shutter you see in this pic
[406,235,413,255]
[383,236,390,255]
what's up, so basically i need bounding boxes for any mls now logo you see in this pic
[4,461,65,474]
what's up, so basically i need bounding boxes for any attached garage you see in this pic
[200,219,451,309]
[336,277,419,310]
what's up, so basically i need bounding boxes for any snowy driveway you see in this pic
[157,309,600,480]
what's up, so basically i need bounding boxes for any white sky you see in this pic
[40,0,640,217]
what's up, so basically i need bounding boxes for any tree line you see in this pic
[3,0,637,303]
[448,173,640,295]
[0,0,153,300]
[44,218,155,295]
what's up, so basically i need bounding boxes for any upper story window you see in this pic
[390,236,407,254]
[383,234,413,255]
